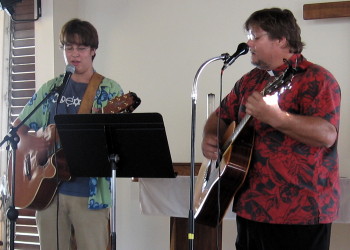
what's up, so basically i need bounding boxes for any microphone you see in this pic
[62,64,75,86]
[57,64,75,96]
[56,64,75,99]
[222,43,249,71]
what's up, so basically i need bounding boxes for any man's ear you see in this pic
[278,37,289,50]
[91,48,96,57]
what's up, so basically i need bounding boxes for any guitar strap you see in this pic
[78,72,104,114]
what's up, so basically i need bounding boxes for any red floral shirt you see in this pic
[218,54,341,224]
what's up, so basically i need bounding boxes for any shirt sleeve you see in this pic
[298,64,341,130]
[18,76,63,130]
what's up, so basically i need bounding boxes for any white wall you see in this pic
[34,0,350,249]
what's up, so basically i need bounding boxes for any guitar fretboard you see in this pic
[222,114,252,152]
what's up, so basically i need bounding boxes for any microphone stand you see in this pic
[189,53,229,250]
[0,84,64,250]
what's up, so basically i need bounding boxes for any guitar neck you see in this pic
[219,65,299,155]
[222,114,252,152]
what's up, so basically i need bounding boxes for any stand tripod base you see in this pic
[6,205,19,250]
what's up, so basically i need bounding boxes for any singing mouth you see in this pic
[71,61,80,66]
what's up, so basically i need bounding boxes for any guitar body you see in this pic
[194,122,255,227]
[8,148,70,210]
[194,65,299,227]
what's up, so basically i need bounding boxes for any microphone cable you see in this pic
[214,69,225,250]
[54,92,61,250]
[51,67,74,249]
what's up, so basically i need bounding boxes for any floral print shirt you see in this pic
[18,73,124,209]
[218,54,341,224]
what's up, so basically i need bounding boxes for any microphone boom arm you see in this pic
[191,53,229,103]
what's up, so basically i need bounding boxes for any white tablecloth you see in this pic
[139,177,350,223]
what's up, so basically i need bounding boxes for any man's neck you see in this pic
[71,69,94,84]
[268,52,294,71]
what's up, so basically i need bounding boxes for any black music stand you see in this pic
[54,112,176,250]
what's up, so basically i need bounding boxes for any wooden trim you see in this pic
[303,1,350,20]
[132,162,201,180]
[173,162,201,176]
[131,162,201,182]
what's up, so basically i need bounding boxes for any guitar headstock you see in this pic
[262,60,304,96]
[102,92,141,114]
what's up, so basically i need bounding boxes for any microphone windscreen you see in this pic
[66,64,75,74]
[237,43,249,55]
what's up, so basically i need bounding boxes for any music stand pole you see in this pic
[189,54,228,250]
[109,154,119,250]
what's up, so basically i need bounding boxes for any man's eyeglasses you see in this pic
[63,45,90,53]
[247,31,268,41]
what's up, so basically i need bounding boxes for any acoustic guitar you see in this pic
[194,64,299,227]
[8,92,141,210]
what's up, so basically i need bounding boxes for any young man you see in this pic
[13,19,124,249]
[201,8,340,250]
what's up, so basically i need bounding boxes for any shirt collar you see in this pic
[269,54,304,76]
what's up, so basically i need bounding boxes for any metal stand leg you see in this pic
[109,154,119,250]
